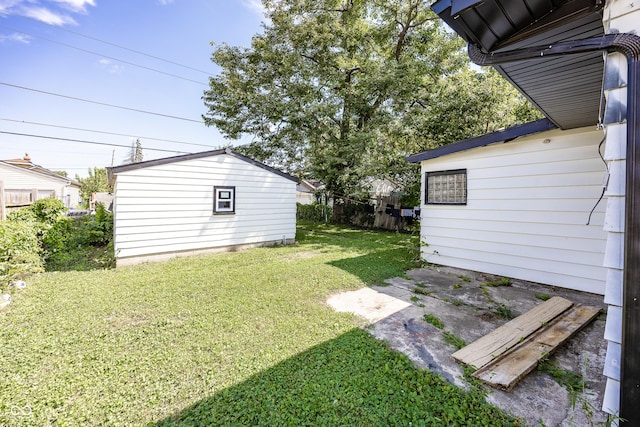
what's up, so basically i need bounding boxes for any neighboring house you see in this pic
[296,179,324,204]
[418,0,640,421]
[0,153,81,218]
[107,148,297,267]
[364,177,400,198]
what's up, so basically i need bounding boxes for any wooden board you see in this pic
[451,296,574,369]
[472,304,601,390]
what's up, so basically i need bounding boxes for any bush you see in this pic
[7,198,66,226]
[296,203,332,223]
[29,198,67,224]
[43,205,114,271]
[0,220,44,285]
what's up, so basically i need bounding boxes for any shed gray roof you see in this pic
[407,118,556,163]
[109,148,298,183]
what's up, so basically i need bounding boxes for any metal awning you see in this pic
[431,0,605,130]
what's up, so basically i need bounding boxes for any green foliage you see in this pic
[484,277,511,287]
[7,198,66,226]
[43,206,114,271]
[494,303,515,320]
[442,331,466,350]
[534,292,551,301]
[1,199,67,283]
[204,0,468,209]
[413,287,432,296]
[0,220,44,284]
[6,207,37,223]
[205,0,541,215]
[76,167,110,204]
[296,203,332,223]
[538,359,585,395]
[423,313,444,329]
[458,274,471,282]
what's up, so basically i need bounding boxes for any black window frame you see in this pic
[213,186,236,214]
[425,169,467,205]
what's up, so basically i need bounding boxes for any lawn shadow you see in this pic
[152,329,515,426]
[326,248,417,285]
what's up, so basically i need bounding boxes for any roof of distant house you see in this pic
[1,153,81,186]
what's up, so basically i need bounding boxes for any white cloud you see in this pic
[98,58,124,74]
[0,0,96,26]
[0,0,22,14]
[243,0,265,17]
[22,6,77,25]
[0,31,31,43]
[52,0,96,13]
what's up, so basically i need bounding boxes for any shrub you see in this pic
[296,203,332,223]
[0,220,44,285]
[29,198,67,224]
[42,205,114,271]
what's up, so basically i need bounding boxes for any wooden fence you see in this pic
[0,181,56,220]
[348,195,419,232]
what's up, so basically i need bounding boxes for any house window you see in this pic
[426,169,467,205]
[214,186,235,214]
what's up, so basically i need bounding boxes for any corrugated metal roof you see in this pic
[432,0,605,130]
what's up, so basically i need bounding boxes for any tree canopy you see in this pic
[203,0,541,207]
[76,167,110,205]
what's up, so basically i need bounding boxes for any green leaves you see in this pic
[203,0,466,204]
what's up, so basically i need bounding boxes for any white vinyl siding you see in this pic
[0,163,75,207]
[419,127,608,294]
[112,154,296,263]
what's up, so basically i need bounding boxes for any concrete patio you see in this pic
[327,265,608,427]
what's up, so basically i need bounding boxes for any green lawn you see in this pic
[0,223,517,426]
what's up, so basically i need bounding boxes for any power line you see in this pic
[0,118,216,149]
[0,82,204,123]
[47,24,212,76]
[0,25,209,86]
[0,130,186,154]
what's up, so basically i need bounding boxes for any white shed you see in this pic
[408,121,608,295]
[108,149,297,266]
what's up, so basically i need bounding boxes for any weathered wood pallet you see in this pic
[451,296,574,369]
[472,304,601,390]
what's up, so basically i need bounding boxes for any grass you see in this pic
[484,277,511,287]
[0,222,518,426]
[494,303,515,320]
[423,313,445,329]
[442,331,466,350]
[534,292,551,301]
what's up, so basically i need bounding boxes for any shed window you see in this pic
[426,169,467,205]
[214,186,235,214]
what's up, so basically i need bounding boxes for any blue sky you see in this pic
[0,0,264,177]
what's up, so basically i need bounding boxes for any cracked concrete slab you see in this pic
[327,265,608,427]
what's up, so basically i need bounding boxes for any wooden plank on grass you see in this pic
[472,304,601,390]
[451,296,573,369]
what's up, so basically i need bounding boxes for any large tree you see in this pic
[203,0,540,209]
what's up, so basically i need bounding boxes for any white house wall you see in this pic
[0,163,69,204]
[113,154,296,264]
[420,127,608,294]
